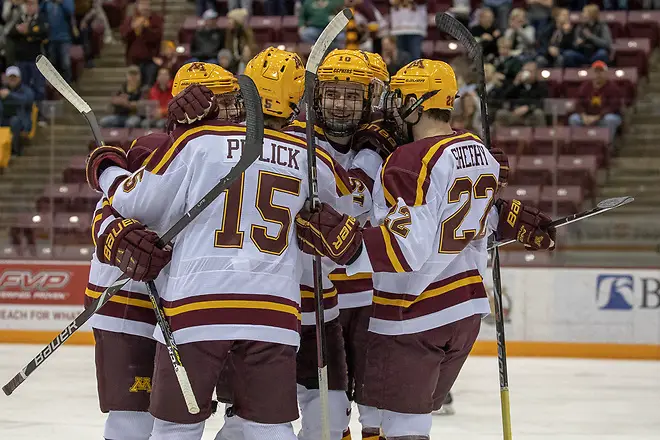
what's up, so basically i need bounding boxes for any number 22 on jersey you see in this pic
[214,171,302,255]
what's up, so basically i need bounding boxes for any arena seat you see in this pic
[62,156,86,183]
[613,39,651,77]
[74,185,101,213]
[54,245,95,260]
[538,185,583,216]
[557,155,598,196]
[532,126,570,156]
[434,40,466,62]
[268,42,297,53]
[499,251,553,266]
[500,185,541,207]
[567,127,609,166]
[180,16,231,44]
[627,11,660,47]
[54,212,92,245]
[562,67,638,106]
[494,127,533,156]
[542,98,576,125]
[538,68,564,98]
[36,183,79,213]
[512,156,555,186]
[93,128,131,151]
[70,45,85,82]
[249,16,282,45]
[281,15,299,43]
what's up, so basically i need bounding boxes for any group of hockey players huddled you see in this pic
[84,46,556,440]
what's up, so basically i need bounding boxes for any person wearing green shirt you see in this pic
[298,0,345,48]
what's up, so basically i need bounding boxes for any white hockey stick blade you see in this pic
[305,8,352,73]
[488,196,634,250]
[36,55,91,114]
[175,365,200,414]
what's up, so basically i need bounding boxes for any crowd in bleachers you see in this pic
[3,0,660,258]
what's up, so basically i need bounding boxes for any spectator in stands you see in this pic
[483,0,512,32]
[99,65,144,128]
[452,69,482,134]
[9,0,47,106]
[389,0,426,60]
[299,0,345,49]
[526,0,553,32]
[494,61,547,127]
[536,7,575,68]
[144,67,171,129]
[217,48,234,71]
[75,0,95,67]
[470,8,501,62]
[191,9,224,63]
[236,44,253,75]
[344,0,383,53]
[0,66,35,155]
[562,4,610,68]
[120,0,164,87]
[153,40,180,76]
[504,8,535,58]
[195,0,216,17]
[381,36,411,77]
[42,0,75,84]
[602,0,627,11]
[494,37,523,82]
[569,60,622,141]
[228,0,253,16]
[80,0,114,45]
[3,0,25,66]
[485,62,508,113]
[226,8,255,68]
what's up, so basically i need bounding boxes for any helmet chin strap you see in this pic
[399,89,441,120]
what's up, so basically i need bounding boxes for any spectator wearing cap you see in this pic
[495,60,547,127]
[389,0,427,60]
[99,65,145,128]
[536,7,575,68]
[190,9,224,64]
[299,0,345,50]
[226,8,256,67]
[569,60,622,141]
[0,66,35,155]
[144,67,172,129]
[562,4,610,68]
[41,0,75,84]
[120,0,164,87]
[8,0,48,104]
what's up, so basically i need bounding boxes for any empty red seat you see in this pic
[493,127,532,155]
[613,38,651,77]
[267,42,298,53]
[434,40,466,62]
[54,212,92,245]
[37,183,79,213]
[249,16,282,45]
[538,68,564,98]
[611,67,638,107]
[567,127,609,165]
[500,185,541,207]
[74,185,101,212]
[512,156,555,186]
[532,126,570,155]
[562,68,591,98]
[557,155,598,196]
[538,186,583,216]
[282,15,299,43]
[101,127,131,145]
[627,11,660,47]
[62,156,86,183]
[179,16,201,44]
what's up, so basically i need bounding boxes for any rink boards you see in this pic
[0,260,658,359]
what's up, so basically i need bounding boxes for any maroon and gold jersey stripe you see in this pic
[300,285,339,314]
[362,225,413,273]
[328,269,372,295]
[85,283,156,325]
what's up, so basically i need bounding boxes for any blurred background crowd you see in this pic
[0,0,657,265]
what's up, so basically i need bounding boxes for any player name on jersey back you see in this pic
[450,143,490,170]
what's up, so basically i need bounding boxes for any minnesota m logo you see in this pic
[129,376,152,393]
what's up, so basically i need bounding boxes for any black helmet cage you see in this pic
[313,78,374,138]
[218,90,246,123]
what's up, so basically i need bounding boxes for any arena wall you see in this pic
[0,261,658,359]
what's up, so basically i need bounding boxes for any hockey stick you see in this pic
[435,12,512,440]
[2,74,264,396]
[35,55,200,413]
[488,196,634,250]
[304,9,352,440]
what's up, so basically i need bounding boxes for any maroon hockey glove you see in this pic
[352,117,399,159]
[166,84,219,133]
[490,147,509,188]
[86,145,128,192]
[295,202,363,266]
[496,199,556,250]
[97,218,172,281]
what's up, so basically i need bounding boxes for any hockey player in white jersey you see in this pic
[90,70,372,440]
[295,59,556,439]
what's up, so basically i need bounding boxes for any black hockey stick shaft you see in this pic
[2,75,264,396]
[435,12,511,439]
[303,9,352,440]
[488,196,634,250]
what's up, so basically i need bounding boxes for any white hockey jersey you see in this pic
[86,197,160,339]
[283,121,382,324]
[99,120,364,347]
[347,130,499,336]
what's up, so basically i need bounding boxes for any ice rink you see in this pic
[0,344,658,439]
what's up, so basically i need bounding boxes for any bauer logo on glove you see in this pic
[496,199,556,251]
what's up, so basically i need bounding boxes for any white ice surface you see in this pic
[0,344,658,439]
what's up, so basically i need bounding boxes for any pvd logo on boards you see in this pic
[596,274,660,310]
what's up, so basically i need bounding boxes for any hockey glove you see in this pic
[490,147,509,188]
[97,218,172,281]
[166,84,219,133]
[295,202,363,266]
[86,145,128,192]
[496,199,556,250]
[352,116,399,159]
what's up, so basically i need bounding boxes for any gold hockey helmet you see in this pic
[172,62,239,97]
[243,47,305,120]
[390,59,458,111]
[364,51,390,84]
